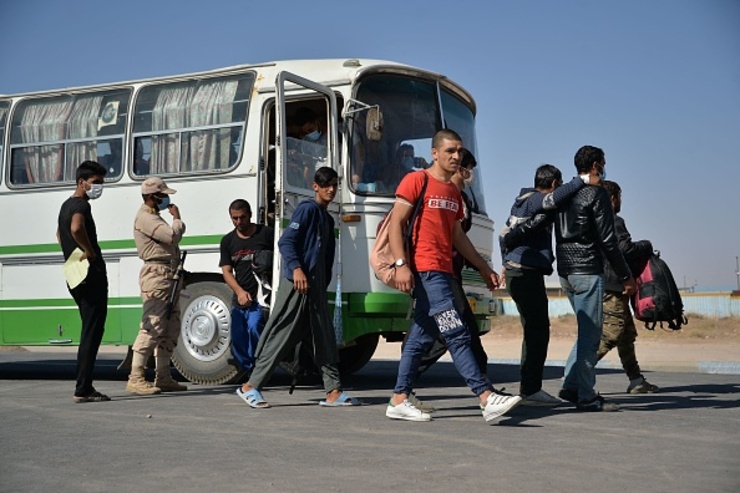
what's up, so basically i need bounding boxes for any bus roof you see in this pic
[0,58,475,113]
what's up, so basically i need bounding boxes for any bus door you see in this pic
[273,72,339,299]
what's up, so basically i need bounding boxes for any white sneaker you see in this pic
[482,392,522,423]
[408,392,436,413]
[521,389,562,407]
[386,399,432,422]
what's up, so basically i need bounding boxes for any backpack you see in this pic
[369,172,428,289]
[631,251,688,330]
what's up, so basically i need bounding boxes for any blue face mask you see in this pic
[404,157,415,169]
[599,166,607,181]
[304,130,321,142]
[156,195,171,211]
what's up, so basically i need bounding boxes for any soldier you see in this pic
[126,177,188,395]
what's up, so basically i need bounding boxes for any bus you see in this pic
[0,58,495,384]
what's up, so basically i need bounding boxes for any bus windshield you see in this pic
[349,74,486,215]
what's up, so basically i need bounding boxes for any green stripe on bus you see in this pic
[0,297,142,308]
[0,235,222,255]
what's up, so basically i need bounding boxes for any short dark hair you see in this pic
[460,148,477,168]
[229,199,251,215]
[294,107,318,127]
[574,145,605,174]
[534,164,562,189]
[314,166,338,187]
[75,161,107,182]
[432,129,462,149]
[602,180,621,200]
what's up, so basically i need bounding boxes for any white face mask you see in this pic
[86,183,103,200]
[463,175,475,189]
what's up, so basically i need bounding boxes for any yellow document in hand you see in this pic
[64,248,90,289]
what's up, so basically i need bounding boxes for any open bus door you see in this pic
[273,72,339,302]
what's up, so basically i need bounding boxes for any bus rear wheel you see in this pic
[172,281,240,385]
[338,333,379,375]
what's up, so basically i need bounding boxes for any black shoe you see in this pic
[576,395,620,412]
[558,388,578,404]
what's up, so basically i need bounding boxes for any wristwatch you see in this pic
[394,258,406,268]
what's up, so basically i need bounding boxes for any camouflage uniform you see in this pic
[126,177,187,394]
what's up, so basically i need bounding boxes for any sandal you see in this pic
[236,387,270,408]
[319,392,360,407]
[73,391,111,403]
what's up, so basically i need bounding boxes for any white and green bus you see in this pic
[0,58,495,384]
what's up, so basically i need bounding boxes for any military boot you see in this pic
[126,367,161,395]
[154,355,188,392]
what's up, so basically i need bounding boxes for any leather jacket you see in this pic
[603,214,652,292]
[554,185,632,281]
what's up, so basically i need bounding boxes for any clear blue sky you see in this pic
[1,0,738,290]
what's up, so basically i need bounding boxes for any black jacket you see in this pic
[554,185,631,281]
[604,214,652,292]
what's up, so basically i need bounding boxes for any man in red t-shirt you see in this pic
[385,129,521,423]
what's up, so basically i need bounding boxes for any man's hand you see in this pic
[168,204,181,220]
[395,264,414,294]
[293,268,309,294]
[622,277,637,297]
[237,290,252,306]
[480,265,501,291]
[81,250,97,264]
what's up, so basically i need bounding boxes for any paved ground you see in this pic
[0,349,738,493]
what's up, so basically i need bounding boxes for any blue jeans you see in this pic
[231,303,266,372]
[560,274,604,402]
[393,271,492,397]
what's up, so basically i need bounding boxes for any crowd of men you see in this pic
[58,130,657,423]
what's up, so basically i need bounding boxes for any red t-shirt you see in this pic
[395,170,464,274]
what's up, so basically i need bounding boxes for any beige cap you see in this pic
[141,177,176,195]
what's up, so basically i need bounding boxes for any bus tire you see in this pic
[172,281,240,385]
[338,333,379,375]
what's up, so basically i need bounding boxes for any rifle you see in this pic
[166,250,188,320]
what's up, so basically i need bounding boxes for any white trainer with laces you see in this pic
[521,389,562,407]
[386,399,432,422]
[482,392,522,423]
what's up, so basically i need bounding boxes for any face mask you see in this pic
[598,165,607,181]
[86,183,103,200]
[463,176,475,189]
[304,130,321,142]
[404,157,415,169]
[156,195,171,211]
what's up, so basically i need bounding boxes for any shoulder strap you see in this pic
[404,172,429,247]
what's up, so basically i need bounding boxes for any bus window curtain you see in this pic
[19,99,72,183]
[66,95,103,178]
[186,79,238,172]
[151,86,193,174]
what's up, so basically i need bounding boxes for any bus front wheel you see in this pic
[172,281,240,385]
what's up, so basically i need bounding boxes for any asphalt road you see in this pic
[0,350,738,493]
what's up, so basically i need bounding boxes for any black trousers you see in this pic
[69,268,108,397]
[505,267,550,396]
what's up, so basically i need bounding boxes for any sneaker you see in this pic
[521,389,562,407]
[386,399,432,422]
[408,392,436,413]
[558,388,578,404]
[627,378,659,394]
[482,391,522,423]
[576,395,620,412]
[73,391,111,403]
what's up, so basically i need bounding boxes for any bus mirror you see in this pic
[366,107,383,141]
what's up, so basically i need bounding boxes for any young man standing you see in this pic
[500,164,590,406]
[555,146,636,412]
[127,177,188,395]
[386,129,521,423]
[219,199,274,376]
[57,161,110,403]
[598,180,658,394]
[236,167,359,408]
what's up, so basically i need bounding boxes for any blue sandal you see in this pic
[319,392,360,407]
[236,387,270,408]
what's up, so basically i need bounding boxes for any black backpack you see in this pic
[631,251,688,330]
